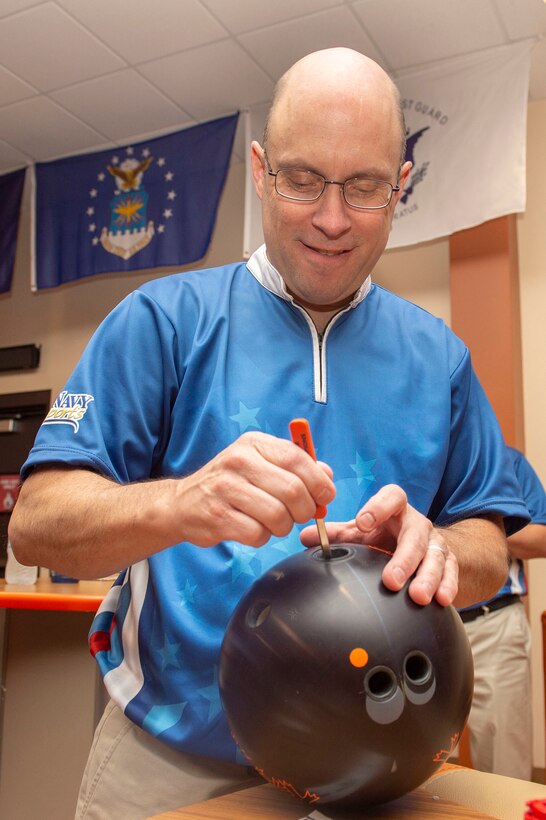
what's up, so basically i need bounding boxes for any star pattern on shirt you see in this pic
[228,547,260,581]
[268,535,297,556]
[195,666,223,723]
[351,453,376,488]
[229,402,261,433]
[176,579,198,609]
[157,636,182,671]
[142,702,187,737]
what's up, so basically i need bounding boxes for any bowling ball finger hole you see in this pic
[364,666,398,701]
[404,651,432,685]
[311,545,355,562]
[245,601,271,628]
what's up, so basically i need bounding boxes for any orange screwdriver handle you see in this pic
[289,418,327,519]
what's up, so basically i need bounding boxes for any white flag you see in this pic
[389,41,533,248]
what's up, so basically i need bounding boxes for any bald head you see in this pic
[263,48,406,167]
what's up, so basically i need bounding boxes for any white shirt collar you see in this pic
[246,244,372,308]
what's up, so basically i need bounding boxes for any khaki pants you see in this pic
[463,600,533,779]
[75,700,259,819]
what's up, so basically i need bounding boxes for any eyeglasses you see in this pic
[264,151,399,210]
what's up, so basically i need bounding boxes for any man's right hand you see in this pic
[168,431,336,548]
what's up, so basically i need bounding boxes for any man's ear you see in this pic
[395,160,413,201]
[250,141,266,201]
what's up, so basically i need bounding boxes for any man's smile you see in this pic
[302,242,351,257]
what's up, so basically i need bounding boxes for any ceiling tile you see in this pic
[139,39,274,121]
[0,0,544,167]
[0,0,44,17]
[0,97,107,161]
[238,6,387,78]
[492,0,546,39]
[0,65,36,107]
[351,0,506,69]
[0,138,31,174]
[57,0,228,64]
[200,0,343,34]
[0,3,126,92]
[51,70,192,142]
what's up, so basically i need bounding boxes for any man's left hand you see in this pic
[299,484,458,606]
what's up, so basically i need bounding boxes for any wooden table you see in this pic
[148,781,498,819]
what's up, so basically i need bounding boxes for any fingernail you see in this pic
[317,487,333,505]
[391,567,406,587]
[358,512,375,531]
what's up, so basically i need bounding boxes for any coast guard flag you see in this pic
[388,41,533,248]
[0,167,26,294]
[32,113,238,290]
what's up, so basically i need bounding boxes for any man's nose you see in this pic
[310,182,352,238]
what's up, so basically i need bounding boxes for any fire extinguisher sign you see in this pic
[0,475,20,513]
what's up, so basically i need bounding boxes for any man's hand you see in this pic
[169,431,336,548]
[300,484,456,606]
[300,484,508,608]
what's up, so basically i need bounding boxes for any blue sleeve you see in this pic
[508,447,546,524]
[21,290,181,483]
[429,348,530,535]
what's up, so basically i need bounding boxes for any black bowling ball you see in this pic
[219,543,473,811]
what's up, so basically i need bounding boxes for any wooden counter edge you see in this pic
[146,780,500,819]
[0,578,112,612]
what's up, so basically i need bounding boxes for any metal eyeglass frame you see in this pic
[263,150,400,210]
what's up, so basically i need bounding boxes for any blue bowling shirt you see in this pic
[21,245,529,762]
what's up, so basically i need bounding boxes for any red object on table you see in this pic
[526,799,546,819]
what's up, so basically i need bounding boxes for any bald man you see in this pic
[9,49,528,818]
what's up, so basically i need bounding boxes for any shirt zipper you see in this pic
[292,306,348,404]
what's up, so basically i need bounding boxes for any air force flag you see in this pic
[32,114,239,290]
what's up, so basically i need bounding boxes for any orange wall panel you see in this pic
[449,215,524,449]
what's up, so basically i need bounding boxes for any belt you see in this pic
[459,594,521,624]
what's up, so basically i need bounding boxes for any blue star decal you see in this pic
[350,453,376,488]
[142,702,187,736]
[196,666,223,723]
[268,531,302,557]
[229,402,261,433]
[228,547,259,581]
[157,637,181,671]
[176,579,198,609]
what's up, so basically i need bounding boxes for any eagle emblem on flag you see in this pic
[88,147,175,261]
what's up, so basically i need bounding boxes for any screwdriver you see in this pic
[289,418,331,560]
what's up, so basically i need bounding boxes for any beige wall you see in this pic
[0,101,545,768]
[375,236,451,325]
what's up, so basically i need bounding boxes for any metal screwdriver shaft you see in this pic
[289,418,331,560]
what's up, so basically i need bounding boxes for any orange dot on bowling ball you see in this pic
[349,647,369,668]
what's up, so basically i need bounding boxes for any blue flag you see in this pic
[0,167,26,294]
[33,114,239,290]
